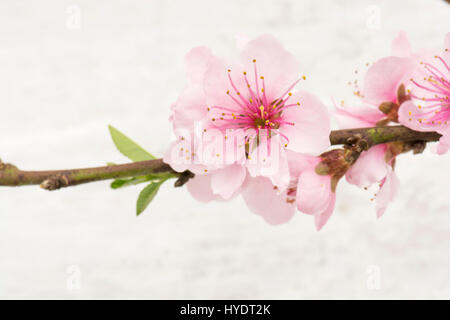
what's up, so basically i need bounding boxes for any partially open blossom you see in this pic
[398,33,450,154]
[164,35,331,203]
[333,33,415,217]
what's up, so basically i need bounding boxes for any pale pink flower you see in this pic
[333,32,416,217]
[362,31,417,107]
[336,104,399,218]
[398,33,450,154]
[164,35,331,202]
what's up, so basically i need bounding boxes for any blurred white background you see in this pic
[0,0,449,299]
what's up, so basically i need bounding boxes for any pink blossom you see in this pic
[332,33,416,217]
[362,31,417,107]
[398,33,450,154]
[335,106,399,218]
[164,35,331,203]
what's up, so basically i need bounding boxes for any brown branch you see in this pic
[329,125,441,146]
[0,159,178,190]
[0,125,442,190]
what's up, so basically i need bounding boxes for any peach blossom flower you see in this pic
[165,35,331,204]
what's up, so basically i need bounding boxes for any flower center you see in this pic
[206,59,304,146]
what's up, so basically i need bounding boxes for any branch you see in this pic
[0,125,441,190]
[329,125,441,146]
[0,159,179,189]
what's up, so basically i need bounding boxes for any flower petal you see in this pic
[280,91,331,155]
[315,192,336,231]
[296,169,332,215]
[186,173,221,203]
[185,46,214,84]
[345,144,388,188]
[363,56,414,105]
[240,34,300,99]
[391,31,412,57]
[436,128,450,155]
[242,176,296,225]
[210,164,246,199]
[286,150,320,178]
[398,101,440,132]
[444,32,450,61]
[334,104,384,129]
[171,84,208,132]
[375,167,399,218]
[246,137,290,191]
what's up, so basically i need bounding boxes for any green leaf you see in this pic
[136,181,163,216]
[110,173,178,190]
[108,125,156,161]
[111,177,148,189]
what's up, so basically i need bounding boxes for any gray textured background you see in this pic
[0,0,449,299]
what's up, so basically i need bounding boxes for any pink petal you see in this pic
[391,31,412,57]
[315,192,336,231]
[398,101,438,132]
[375,167,399,218]
[286,150,320,178]
[203,55,246,110]
[170,47,215,132]
[184,46,214,84]
[235,33,249,50]
[345,144,389,188]
[240,34,300,99]
[444,33,450,61]
[246,139,290,191]
[334,104,384,129]
[186,173,221,203]
[242,176,296,225]
[163,130,225,175]
[363,56,414,105]
[171,84,208,132]
[279,91,331,155]
[296,169,333,215]
[436,128,450,155]
[210,164,246,199]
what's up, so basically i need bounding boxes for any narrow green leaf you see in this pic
[136,181,163,216]
[110,173,178,190]
[110,177,147,189]
[108,125,156,161]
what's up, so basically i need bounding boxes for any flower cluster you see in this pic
[164,33,449,230]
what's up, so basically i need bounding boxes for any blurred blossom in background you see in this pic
[0,0,449,299]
